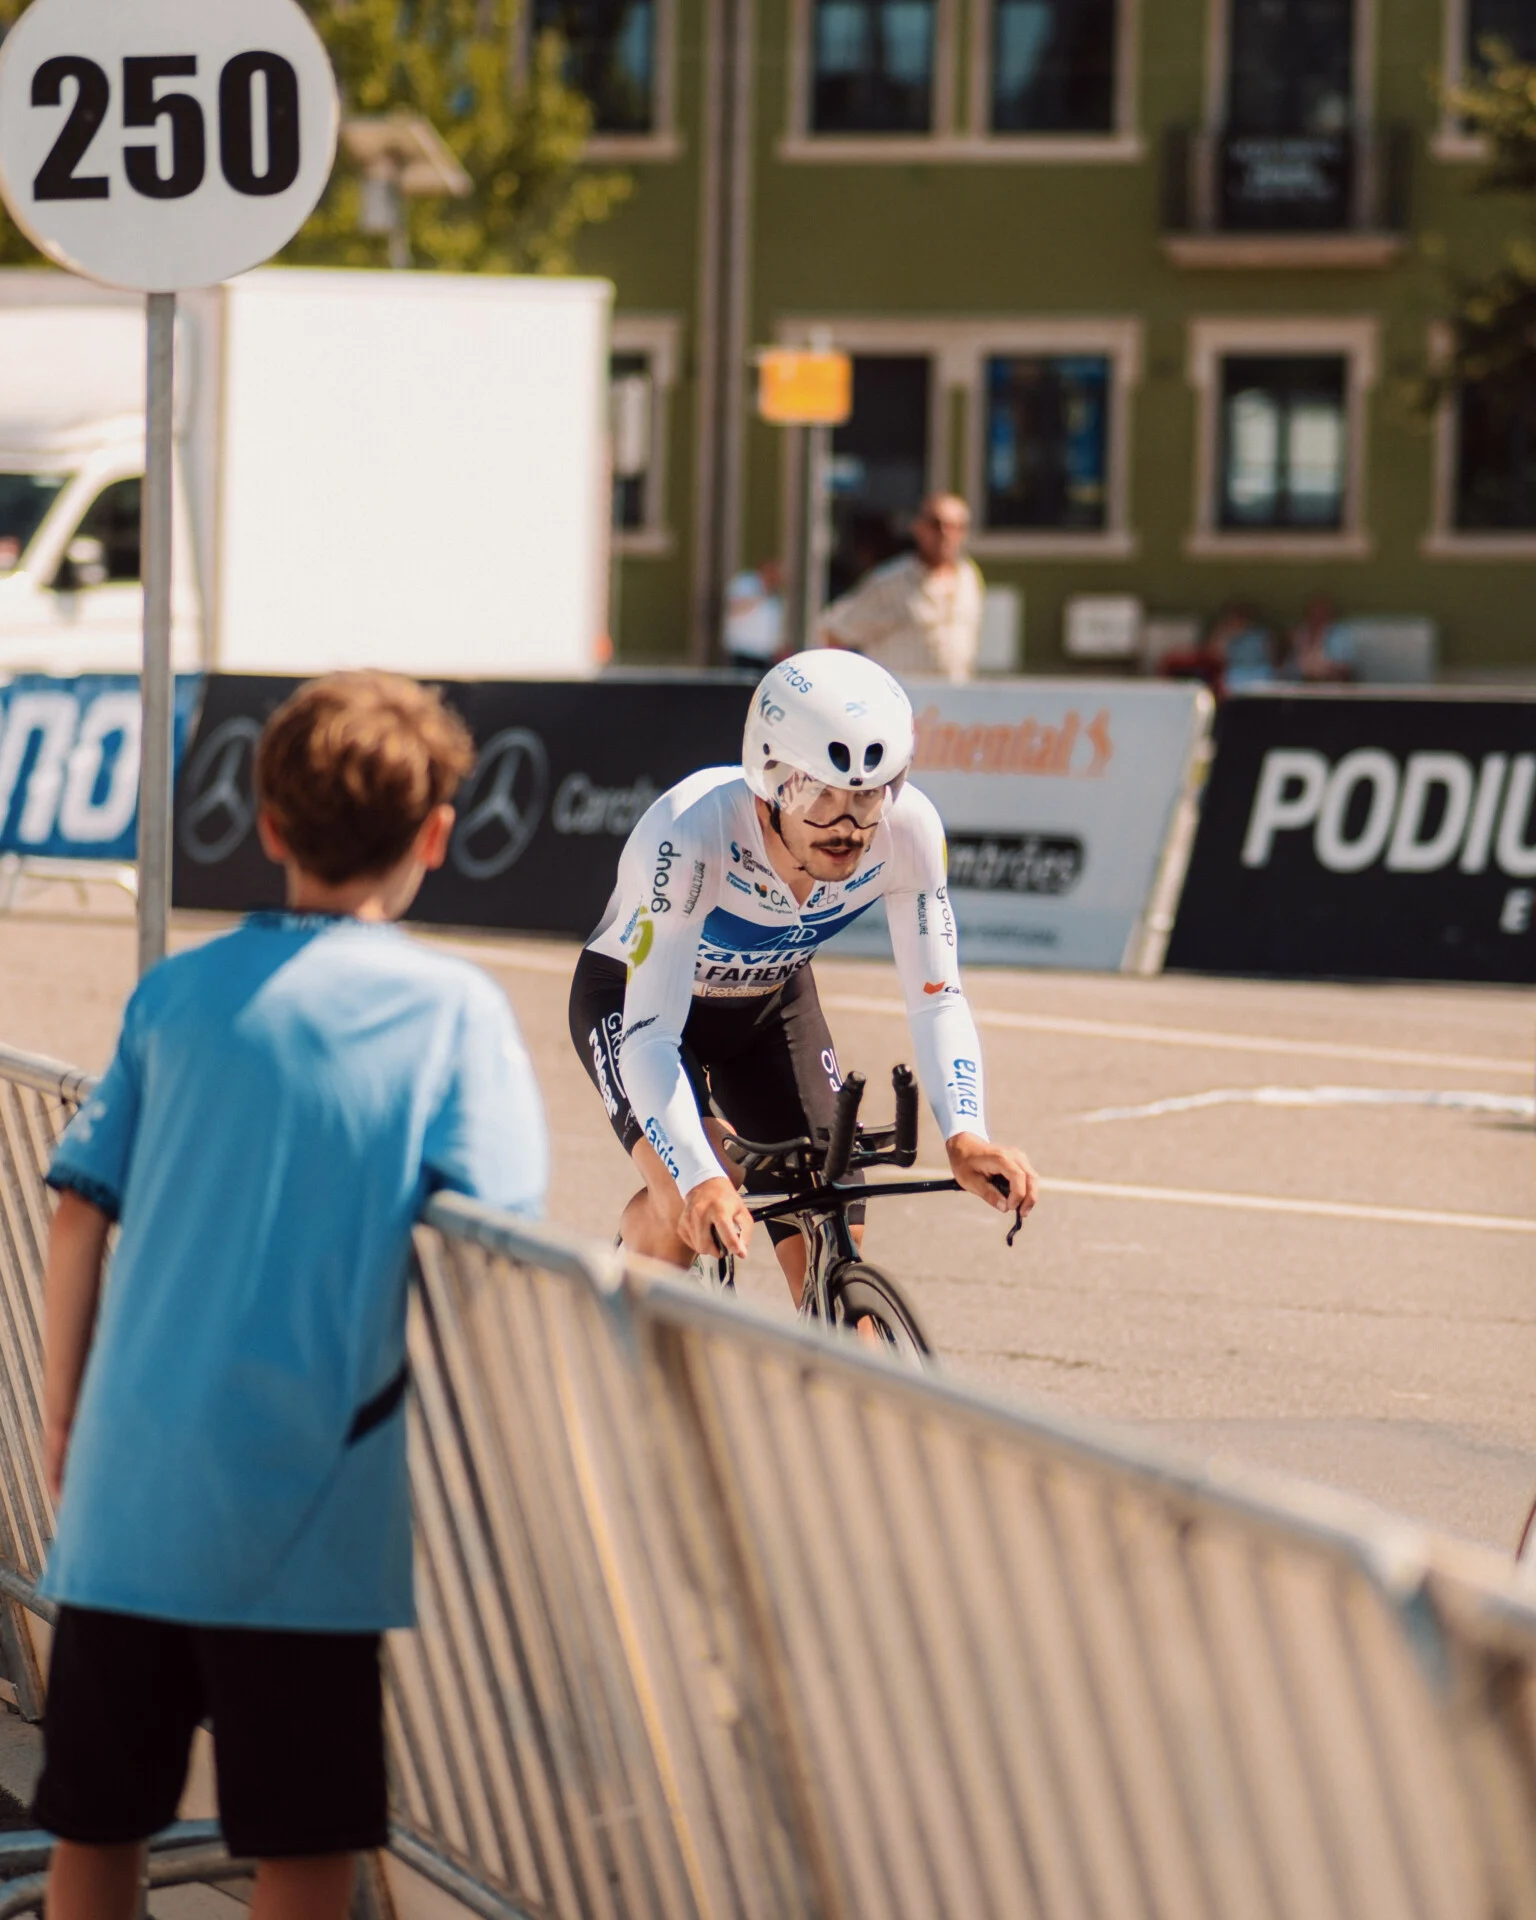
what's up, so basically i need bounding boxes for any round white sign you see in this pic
[0,0,338,292]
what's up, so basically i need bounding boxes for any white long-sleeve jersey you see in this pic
[585,767,987,1196]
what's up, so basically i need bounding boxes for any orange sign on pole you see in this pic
[756,348,853,426]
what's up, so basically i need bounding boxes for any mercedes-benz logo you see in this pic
[178,717,261,865]
[451,728,549,880]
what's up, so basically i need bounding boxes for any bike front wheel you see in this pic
[827,1262,931,1367]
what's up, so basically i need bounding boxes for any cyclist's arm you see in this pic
[612,825,722,1199]
[885,790,1038,1218]
[884,791,989,1142]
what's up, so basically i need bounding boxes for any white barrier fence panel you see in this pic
[3,1043,1536,1920]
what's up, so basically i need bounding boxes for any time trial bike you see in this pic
[711,1063,1021,1368]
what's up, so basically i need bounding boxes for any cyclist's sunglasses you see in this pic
[768,767,898,826]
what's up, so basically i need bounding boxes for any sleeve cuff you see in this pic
[46,1167,121,1222]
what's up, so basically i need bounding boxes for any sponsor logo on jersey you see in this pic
[947,1056,981,1119]
[729,839,773,877]
[844,860,885,893]
[644,1117,681,1179]
[935,884,956,946]
[650,838,679,912]
[627,914,655,970]
[752,880,794,910]
[916,891,929,935]
[588,1016,623,1119]
[727,871,753,894]
[623,1014,657,1040]
[684,859,706,915]
[923,980,960,996]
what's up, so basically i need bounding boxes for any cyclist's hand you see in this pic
[678,1176,753,1260]
[946,1133,1038,1218]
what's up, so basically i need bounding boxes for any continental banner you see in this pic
[828,679,1210,971]
[173,674,754,931]
[1166,691,1536,982]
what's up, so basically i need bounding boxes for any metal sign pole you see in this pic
[801,421,830,650]
[137,290,176,977]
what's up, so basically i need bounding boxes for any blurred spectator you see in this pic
[722,557,785,671]
[817,492,982,683]
[1282,595,1355,683]
[1157,602,1275,698]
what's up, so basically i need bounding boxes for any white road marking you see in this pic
[1080,1085,1536,1124]
[1038,1176,1535,1237]
[821,992,1533,1079]
[899,1166,1534,1233]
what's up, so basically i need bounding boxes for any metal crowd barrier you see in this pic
[4,1040,1536,1918]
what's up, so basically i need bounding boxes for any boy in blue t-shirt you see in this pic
[35,672,547,1920]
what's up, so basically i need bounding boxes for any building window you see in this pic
[533,0,655,134]
[990,0,1116,133]
[1465,0,1536,69]
[610,352,653,531]
[1217,355,1347,532]
[811,0,936,134]
[828,354,932,594]
[1454,384,1536,532]
[983,354,1110,530]
[1187,318,1374,554]
[608,317,680,552]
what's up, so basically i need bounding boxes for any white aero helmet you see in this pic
[743,650,915,818]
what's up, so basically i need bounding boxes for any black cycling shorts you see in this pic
[569,950,862,1238]
[33,1605,387,1858]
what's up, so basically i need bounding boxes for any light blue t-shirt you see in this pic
[43,911,547,1632]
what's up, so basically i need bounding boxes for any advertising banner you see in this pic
[0,674,202,862]
[829,680,1210,971]
[174,674,754,931]
[1166,691,1536,982]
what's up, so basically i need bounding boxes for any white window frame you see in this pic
[611,315,681,555]
[1186,315,1378,559]
[779,0,1141,159]
[1202,0,1377,132]
[771,315,1140,559]
[1423,322,1536,558]
[964,0,1143,160]
[1434,0,1497,163]
[780,0,960,158]
[523,0,683,161]
[967,319,1142,556]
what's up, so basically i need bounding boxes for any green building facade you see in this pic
[543,0,1536,675]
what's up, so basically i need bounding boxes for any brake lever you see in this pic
[989,1173,1024,1248]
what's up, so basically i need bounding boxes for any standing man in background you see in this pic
[817,493,982,684]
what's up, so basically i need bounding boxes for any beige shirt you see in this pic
[818,553,983,684]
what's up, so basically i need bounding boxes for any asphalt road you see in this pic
[3,887,1533,1553]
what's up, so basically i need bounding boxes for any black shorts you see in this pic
[569,950,862,1239]
[33,1605,388,1858]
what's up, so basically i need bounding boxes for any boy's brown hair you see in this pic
[255,672,476,885]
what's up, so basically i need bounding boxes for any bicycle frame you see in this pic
[724,1063,959,1325]
[745,1177,960,1323]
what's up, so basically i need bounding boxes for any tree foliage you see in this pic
[1431,43,1536,406]
[0,0,629,273]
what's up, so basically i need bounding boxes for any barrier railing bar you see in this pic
[0,1046,95,1109]
[640,1324,844,1920]
[588,1236,1517,1657]
[386,1829,547,1920]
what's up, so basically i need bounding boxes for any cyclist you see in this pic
[568,649,1037,1296]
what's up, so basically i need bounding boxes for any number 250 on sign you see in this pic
[0,0,338,292]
